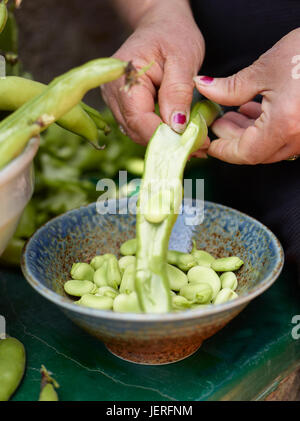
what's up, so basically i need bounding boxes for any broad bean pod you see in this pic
[38,365,59,401]
[0,58,129,169]
[0,76,109,140]
[0,337,26,401]
[0,0,8,34]
[135,101,221,313]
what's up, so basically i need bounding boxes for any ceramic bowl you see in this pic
[0,138,39,256]
[21,199,284,365]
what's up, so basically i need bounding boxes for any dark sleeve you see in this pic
[191,0,300,76]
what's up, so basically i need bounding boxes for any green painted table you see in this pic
[0,262,299,401]
[1,161,300,401]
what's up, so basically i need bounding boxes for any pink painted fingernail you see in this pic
[194,75,215,86]
[171,112,187,133]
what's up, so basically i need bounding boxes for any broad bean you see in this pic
[90,255,106,271]
[171,295,191,311]
[220,272,238,291]
[167,250,196,272]
[179,283,213,304]
[167,264,188,291]
[213,288,238,304]
[70,262,94,282]
[191,241,215,267]
[106,255,122,289]
[118,255,136,274]
[64,280,97,297]
[211,257,244,272]
[113,292,142,313]
[187,266,221,299]
[120,238,137,256]
[96,286,119,299]
[76,294,114,310]
[119,263,136,294]
[93,261,109,287]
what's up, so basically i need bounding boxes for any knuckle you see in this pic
[122,108,139,131]
[279,104,300,137]
[159,80,194,102]
[226,74,242,97]
[238,142,262,165]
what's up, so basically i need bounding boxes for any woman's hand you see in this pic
[102,0,205,148]
[194,28,300,164]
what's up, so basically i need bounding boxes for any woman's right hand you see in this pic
[102,0,206,149]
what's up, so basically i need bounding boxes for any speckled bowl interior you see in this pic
[21,199,284,364]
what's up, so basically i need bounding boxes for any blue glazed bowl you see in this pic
[21,199,284,364]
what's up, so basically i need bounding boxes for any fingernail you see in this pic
[194,76,215,86]
[171,111,187,133]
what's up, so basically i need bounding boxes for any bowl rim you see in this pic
[21,199,284,323]
[0,137,40,187]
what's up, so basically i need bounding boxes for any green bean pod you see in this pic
[0,58,128,169]
[0,76,105,141]
[0,1,8,35]
[135,100,220,313]
[0,337,26,401]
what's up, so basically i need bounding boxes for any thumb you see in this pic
[194,62,266,106]
[158,58,195,133]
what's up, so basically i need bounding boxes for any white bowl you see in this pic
[0,138,39,256]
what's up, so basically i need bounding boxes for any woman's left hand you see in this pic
[194,28,300,164]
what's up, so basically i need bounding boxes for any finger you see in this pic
[158,57,195,133]
[212,117,246,141]
[117,80,162,145]
[262,143,300,164]
[208,123,278,165]
[193,62,266,106]
[216,111,255,128]
[238,101,262,119]
[100,84,128,130]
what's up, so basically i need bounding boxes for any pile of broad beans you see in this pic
[64,239,243,313]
